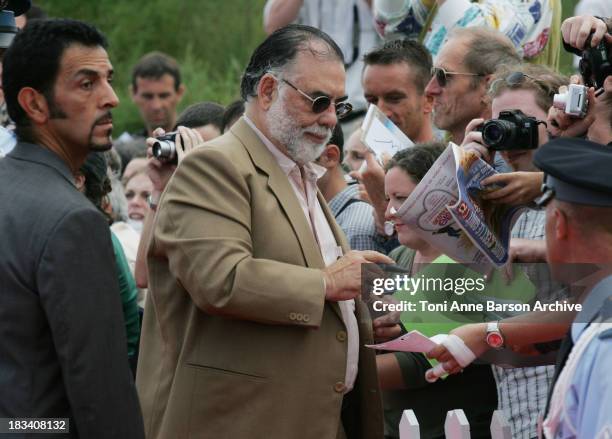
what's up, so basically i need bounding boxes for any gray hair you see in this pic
[449,27,521,87]
[106,169,128,223]
[240,24,344,101]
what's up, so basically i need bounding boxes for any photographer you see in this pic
[560,15,611,54]
[547,14,612,145]
[133,125,204,289]
[442,64,569,439]
[547,76,612,145]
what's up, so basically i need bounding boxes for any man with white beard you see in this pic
[136,24,396,439]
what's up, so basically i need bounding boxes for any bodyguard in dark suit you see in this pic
[0,19,144,438]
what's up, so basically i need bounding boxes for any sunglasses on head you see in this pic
[279,77,353,119]
[488,71,555,97]
[431,66,484,87]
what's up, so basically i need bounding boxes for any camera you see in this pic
[0,1,30,49]
[479,109,539,151]
[579,35,611,89]
[553,84,588,117]
[152,132,179,165]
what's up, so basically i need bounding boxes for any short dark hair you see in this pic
[363,39,433,94]
[240,24,343,101]
[175,101,224,131]
[385,142,446,183]
[328,124,344,158]
[221,99,245,133]
[2,18,108,139]
[131,51,181,92]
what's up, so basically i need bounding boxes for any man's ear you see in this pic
[74,172,86,191]
[318,144,341,168]
[257,74,278,111]
[17,87,49,125]
[480,74,493,106]
[552,206,568,242]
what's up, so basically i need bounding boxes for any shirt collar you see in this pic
[243,115,326,181]
[572,274,612,341]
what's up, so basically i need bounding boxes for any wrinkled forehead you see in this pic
[58,43,112,78]
[435,37,469,69]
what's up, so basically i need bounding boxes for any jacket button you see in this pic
[336,331,347,342]
[303,314,310,322]
[334,382,346,393]
[296,313,303,321]
[289,312,297,320]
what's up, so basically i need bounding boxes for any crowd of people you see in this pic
[0,0,611,438]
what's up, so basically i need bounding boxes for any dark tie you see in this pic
[544,329,574,415]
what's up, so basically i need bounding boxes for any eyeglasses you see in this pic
[280,78,353,119]
[488,71,555,97]
[431,66,484,87]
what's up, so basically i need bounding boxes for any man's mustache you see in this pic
[94,112,113,125]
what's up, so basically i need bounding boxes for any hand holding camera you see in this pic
[561,15,609,53]
[547,78,597,139]
[553,83,589,118]
[146,125,204,195]
[461,110,543,165]
[477,109,541,151]
[461,118,495,165]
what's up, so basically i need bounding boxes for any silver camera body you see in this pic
[553,84,588,118]
[152,132,178,165]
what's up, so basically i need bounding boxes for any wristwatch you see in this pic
[147,194,159,211]
[485,321,505,349]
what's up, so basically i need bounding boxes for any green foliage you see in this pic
[559,0,580,76]
[39,0,581,132]
[42,0,268,134]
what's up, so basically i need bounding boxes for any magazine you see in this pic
[396,142,526,267]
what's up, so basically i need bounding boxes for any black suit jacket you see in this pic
[0,142,144,438]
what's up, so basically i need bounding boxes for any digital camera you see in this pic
[579,35,611,89]
[480,109,539,151]
[152,132,179,165]
[553,84,588,118]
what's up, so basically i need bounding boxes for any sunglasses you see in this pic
[280,78,353,119]
[488,71,555,97]
[431,66,484,87]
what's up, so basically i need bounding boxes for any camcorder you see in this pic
[478,109,539,151]
[152,131,180,165]
[553,84,589,118]
[579,33,611,90]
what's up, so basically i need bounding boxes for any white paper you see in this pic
[360,104,413,161]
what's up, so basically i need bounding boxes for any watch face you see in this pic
[486,332,504,349]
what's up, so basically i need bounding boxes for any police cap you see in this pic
[533,137,612,207]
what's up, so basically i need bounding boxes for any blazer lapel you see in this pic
[231,118,325,269]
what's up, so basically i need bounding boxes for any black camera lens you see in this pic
[482,120,515,149]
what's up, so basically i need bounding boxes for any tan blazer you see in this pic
[136,118,383,439]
